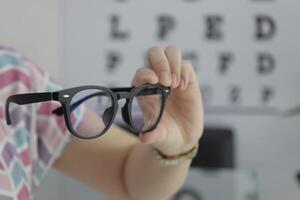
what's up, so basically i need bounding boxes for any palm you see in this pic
[151,81,203,154]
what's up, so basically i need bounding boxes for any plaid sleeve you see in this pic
[0,46,85,195]
[20,57,85,189]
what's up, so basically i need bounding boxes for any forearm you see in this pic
[124,143,191,200]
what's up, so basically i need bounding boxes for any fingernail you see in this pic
[160,71,171,85]
[172,73,177,88]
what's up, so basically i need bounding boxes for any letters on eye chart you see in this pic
[105,1,278,112]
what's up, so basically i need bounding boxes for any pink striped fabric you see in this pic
[0,69,32,90]
[0,107,4,119]
[0,46,83,200]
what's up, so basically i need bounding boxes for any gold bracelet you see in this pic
[153,144,199,166]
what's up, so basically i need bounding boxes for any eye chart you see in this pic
[61,0,300,199]
[63,0,299,114]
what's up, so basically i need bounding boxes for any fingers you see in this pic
[132,68,159,86]
[136,46,197,91]
[147,46,172,86]
[147,45,185,89]
[165,45,182,88]
[179,60,198,91]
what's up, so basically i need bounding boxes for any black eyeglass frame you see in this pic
[6,84,171,139]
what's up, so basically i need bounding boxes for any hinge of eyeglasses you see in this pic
[51,92,59,101]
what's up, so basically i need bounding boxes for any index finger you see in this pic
[147,46,172,87]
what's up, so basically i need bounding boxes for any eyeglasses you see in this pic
[6,84,171,139]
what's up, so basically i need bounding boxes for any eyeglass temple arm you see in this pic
[52,87,166,116]
[5,92,56,125]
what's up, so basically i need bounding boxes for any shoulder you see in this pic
[0,45,27,71]
[0,45,48,93]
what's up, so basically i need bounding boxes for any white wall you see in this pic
[0,0,61,77]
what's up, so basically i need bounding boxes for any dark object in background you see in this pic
[118,123,235,169]
[173,188,203,200]
[172,127,235,200]
[191,127,235,168]
[296,171,300,186]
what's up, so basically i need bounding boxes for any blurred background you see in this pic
[0,0,300,199]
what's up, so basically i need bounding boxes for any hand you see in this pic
[132,45,204,156]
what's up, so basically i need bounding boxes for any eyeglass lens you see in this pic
[131,87,163,132]
[70,89,113,138]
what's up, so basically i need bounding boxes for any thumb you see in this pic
[138,124,167,145]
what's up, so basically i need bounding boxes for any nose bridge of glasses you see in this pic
[116,92,130,100]
[121,101,131,127]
